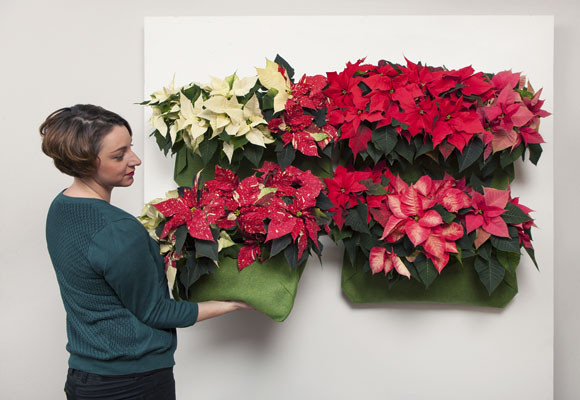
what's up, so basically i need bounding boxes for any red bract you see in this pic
[269,97,334,157]
[432,98,485,151]
[153,186,215,242]
[482,85,535,152]
[510,197,535,249]
[324,59,366,108]
[324,166,372,229]
[464,187,510,248]
[238,243,261,270]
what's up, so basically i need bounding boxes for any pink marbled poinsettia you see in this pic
[369,247,410,278]
[464,187,510,248]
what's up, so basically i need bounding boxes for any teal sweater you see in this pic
[46,191,198,375]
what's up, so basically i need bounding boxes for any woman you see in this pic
[40,104,251,399]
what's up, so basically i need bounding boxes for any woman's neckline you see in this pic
[59,189,109,202]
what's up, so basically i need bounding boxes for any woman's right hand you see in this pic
[196,300,255,322]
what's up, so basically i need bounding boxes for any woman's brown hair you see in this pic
[39,104,132,178]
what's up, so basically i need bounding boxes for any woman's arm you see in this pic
[196,301,254,322]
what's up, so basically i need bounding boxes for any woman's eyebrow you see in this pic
[110,145,128,153]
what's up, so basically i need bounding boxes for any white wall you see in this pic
[1,1,577,399]
[144,16,553,400]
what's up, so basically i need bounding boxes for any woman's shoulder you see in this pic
[48,190,141,233]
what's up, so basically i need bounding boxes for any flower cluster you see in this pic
[325,165,536,293]
[324,58,549,162]
[140,163,331,290]
[144,73,274,160]
[267,74,337,157]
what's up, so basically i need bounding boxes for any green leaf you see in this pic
[244,144,264,168]
[525,246,539,270]
[496,249,521,272]
[360,179,388,195]
[367,142,383,164]
[174,225,188,256]
[477,241,492,261]
[415,137,433,158]
[474,254,506,295]
[262,88,278,110]
[195,238,219,261]
[182,85,201,102]
[391,118,409,130]
[357,81,372,96]
[394,140,415,163]
[199,138,218,165]
[343,235,358,266]
[501,202,533,225]
[490,170,509,190]
[316,192,334,211]
[469,174,484,194]
[331,226,353,242]
[174,146,188,175]
[528,143,542,165]
[490,226,520,253]
[174,150,199,187]
[457,138,483,172]
[274,54,295,81]
[344,204,370,234]
[431,204,455,224]
[284,243,308,269]
[276,143,296,170]
[414,254,438,288]
[312,108,327,128]
[270,235,292,258]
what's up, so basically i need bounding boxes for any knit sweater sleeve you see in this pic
[88,217,198,329]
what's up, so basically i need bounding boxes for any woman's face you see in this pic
[93,125,141,189]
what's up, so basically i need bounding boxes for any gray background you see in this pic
[0,1,576,399]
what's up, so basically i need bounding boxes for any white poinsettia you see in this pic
[197,95,242,138]
[202,73,258,98]
[256,59,292,113]
[148,76,178,104]
[138,190,179,240]
[177,92,209,150]
[234,95,275,147]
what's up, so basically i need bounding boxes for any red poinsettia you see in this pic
[464,187,510,248]
[324,165,372,228]
[510,197,536,249]
[153,182,215,242]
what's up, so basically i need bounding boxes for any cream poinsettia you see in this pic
[176,92,209,151]
[202,73,258,98]
[138,190,179,241]
[256,59,292,113]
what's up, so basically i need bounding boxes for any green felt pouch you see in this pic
[341,251,518,308]
[187,254,306,322]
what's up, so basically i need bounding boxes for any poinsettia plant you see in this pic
[325,164,537,294]
[142,55,337,186]
[139,163,332,299]
[325,58,550,189]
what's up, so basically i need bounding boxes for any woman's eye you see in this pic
[114,154,124,160]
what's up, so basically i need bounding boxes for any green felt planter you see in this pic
[342,252,518,308]
[187,254,306,322]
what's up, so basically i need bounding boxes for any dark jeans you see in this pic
[64,367,176,400]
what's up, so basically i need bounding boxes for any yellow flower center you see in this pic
[296,211,303,217]
[234,209,241,217]
[342,89,347,95]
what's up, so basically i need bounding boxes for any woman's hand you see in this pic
[196,300,254,322]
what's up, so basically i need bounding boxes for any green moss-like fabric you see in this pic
[342,253,518,308]
[188,254,305,322]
